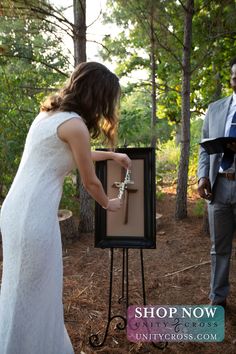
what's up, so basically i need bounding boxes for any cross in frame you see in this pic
[112,167,138,224]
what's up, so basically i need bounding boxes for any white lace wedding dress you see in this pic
[0,111,82,354]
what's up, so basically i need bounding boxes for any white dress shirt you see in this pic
[223,93,236,136]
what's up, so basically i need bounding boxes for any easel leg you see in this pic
[119,248,129,308]
[125,248,129,308]
[140,249,146,305]
[89,248,126,348]
[119,248,125,303]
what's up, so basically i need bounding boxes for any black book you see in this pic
[200,137,236,155]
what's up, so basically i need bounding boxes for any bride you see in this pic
[0,62,131,354]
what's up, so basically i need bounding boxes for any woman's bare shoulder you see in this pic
[57,117,89,143]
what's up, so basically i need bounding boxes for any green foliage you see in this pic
[157,118,203,184]
[102,0,236,144]
[192,199,206,217]
[101,0,236,205]
[0,13,69,196]
[1,0,236,211]
[189,118,204,178]
[118,89,152,146]
[60,175,80,215]
[101,0,184,135]
[156,188,165,201]
[157,139,180,184]
[118,87,174,146]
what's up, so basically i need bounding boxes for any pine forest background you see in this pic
[0,0,236,225]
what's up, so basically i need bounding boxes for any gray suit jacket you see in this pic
[198,95,233,191]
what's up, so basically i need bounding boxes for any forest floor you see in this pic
[61,183,236,354]
[2,185,236,354]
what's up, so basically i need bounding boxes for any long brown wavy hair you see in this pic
[40,62,121,146]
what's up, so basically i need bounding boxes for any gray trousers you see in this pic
[208,175,236,302]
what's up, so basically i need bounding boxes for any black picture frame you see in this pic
[95,147,156,249]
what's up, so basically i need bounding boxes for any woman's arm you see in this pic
[91,150,131,169]
[91,150,115,161]
[57,118,121,211]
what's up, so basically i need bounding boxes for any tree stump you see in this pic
[58,209,78,246]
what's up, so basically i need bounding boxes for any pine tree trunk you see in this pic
[150,2,157,149]
[73,0,94,233]
[73,0,86,64]
[175,0,194,219]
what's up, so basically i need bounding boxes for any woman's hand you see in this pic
[113,153,132,169]
[106,198,122,212]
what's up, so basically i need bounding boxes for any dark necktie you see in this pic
[221,111,236,171]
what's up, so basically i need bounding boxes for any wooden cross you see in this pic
[112,168,138,224]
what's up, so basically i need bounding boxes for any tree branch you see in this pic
[190,46,214,74]
[1,67,27,128]
[2,54,68,76]
[162,261,210,277]
[87,9,102,28]
[154,32,183,69]
[86,39,111,54]
[159,22,184,47]
[178,0,188,12]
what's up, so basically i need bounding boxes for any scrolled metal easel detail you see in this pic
[89,315,126,348]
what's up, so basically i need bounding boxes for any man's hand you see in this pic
[198,177,212,200]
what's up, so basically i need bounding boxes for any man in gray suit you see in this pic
[198,58,236,308]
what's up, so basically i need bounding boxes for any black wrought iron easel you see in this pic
[89,248,167,350]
